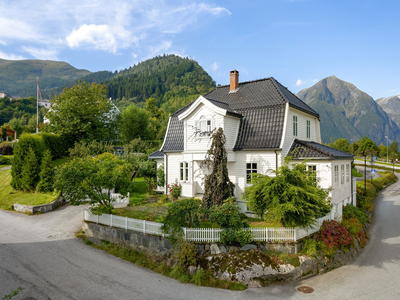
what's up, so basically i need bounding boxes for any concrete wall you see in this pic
[13,197,64,214]
[83,221,174,257]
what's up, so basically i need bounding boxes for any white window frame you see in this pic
[346,164,350,183]
[293,115,298,136]
[180,161,190,182]
[334,165,339,186]
[306,120,311,139]
[246,162,258,184]
[341,164,345,185]
[195,115,212,133]
[307,164,317,183]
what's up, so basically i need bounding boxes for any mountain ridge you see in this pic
[297,76,400,144]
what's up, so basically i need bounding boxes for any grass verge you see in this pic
[352,168,363,177]
[76,231,246,291]
[0,169,54,210]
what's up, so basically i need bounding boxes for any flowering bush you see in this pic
[317,220,352,255]
[167,180,182,200]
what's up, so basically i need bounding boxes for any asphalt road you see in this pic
[1,179,400,300]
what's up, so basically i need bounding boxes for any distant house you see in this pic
[151,70,355,218]
[38,99,52,108]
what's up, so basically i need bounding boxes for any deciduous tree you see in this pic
[55,153,133,214]
[46,81,118,143]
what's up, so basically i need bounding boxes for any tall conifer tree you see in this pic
[202,128,235,208]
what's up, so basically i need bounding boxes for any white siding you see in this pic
[281,107,321,156]
[184,104,224,152]
[229,151,277,201]
[224,116,240,150]
[165,153,182,187]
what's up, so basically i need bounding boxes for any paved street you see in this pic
[1,178,400,300]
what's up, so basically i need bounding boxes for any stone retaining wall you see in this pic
[83,221,174,257]
[13,197,64,214]
[83,220,369,286]
[83,221,302,257]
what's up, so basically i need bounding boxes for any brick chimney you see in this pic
[230,70,239,92]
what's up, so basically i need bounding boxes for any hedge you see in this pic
[40,133,69,159]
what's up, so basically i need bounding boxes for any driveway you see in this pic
[1,179,400,300]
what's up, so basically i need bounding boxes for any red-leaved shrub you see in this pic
[317,220,353,252]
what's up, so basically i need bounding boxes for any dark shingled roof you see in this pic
[161,77,319,152]
[148,150,164,159]
[289,139,354,160]
[161,102,193,152]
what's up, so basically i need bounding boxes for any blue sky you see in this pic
[1,0,399,99]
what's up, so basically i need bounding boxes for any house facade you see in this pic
[150,70,355,216]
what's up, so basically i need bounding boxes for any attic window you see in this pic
[196,116,211,133]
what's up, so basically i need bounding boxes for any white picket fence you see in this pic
[83,209,334,242]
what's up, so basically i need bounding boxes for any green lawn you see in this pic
[0,169,54,210]
[129,177,150,205]
[352,168,363,177]
[51,157,68,168]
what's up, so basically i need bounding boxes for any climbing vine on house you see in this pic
[201,127,235,208]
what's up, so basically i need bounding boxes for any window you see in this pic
[196,116,211,132]
[346,164,350,183]
[180,162,184,181]
[293,115,298,136]
[246,163,258,184]
[180,162,189,182]
[306,120,311,138]
[341,164,345,184]
[307,165,317,183]
[334,165,339,185]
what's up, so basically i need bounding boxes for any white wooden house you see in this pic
[149,70,355,216]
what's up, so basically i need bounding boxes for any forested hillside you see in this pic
[103,55,216,113]
[0,97,46,134]
[0,59,91,97]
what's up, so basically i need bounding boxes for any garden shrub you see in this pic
[161,198,201,237]
[0,156,11,165]
[40,132,69,158]
[68,140,114,159]
[209,198,253,246]
[176,238,198,267]
[301,238,321,258]
[341,218,363,236]
[20,147,39,192]
[36,150,55,193]
[0,142,14,155]
[317,220,352,256]
[11,134,45,190]
[167,180,182,200]
[342,204,368,225]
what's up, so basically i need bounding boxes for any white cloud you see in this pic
[0,0,230,60]
[0,51,25,60]
[146,41,172,59]
[211,62,218,72]
[21,46,58,60]
[296,78,319,87]
[66,24,118,53]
